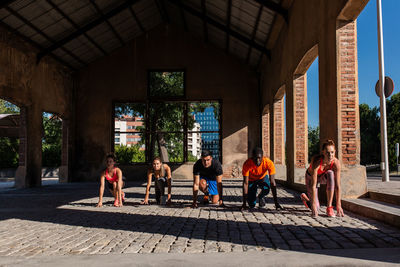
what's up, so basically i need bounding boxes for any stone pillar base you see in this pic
[340,165,367,198]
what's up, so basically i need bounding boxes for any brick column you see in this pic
[338,20,360,166]
[273,98,285,165]
[294,74,308,168]
[262,108,270,158]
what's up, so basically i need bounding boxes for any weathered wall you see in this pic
[0,26,73,187]
[75,25,259,181]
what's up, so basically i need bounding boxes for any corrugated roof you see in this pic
[0,0,285,71]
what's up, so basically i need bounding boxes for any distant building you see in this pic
[188,122,201,158]
[194,107,220,160]
[114,115,144,147]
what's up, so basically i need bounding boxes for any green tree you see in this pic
[115,72,220,163]
[387,92,400,170]
[0,99,19,114]
[0,100,19,168]
[308,125,320,162]
[42,115,62,167]
[359,103,380,165]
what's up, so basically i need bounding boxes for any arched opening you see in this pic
[0,99,20,189]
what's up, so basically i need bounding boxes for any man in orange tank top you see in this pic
[241,147,282,210]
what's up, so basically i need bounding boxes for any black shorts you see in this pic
[106,177,125,191]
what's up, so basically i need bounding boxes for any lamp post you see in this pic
[376,0,390,182]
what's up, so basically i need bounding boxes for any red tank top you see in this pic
[105,168,118,183]
[317,159,334,176]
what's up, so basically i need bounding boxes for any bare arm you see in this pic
[334,159,344,216]
[97,174,105,207]
[216,175,223,206]
[116,168,123,206]
[310,160,319,217]
[165,164,172,203]
[192,174,200,208]
[269,174,282,209]
[242,175,249,208]
[142,171,152,204]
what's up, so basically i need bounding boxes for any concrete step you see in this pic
[342,198,400,228]
[368,191,400,206]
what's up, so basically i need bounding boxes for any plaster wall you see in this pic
[75,25,259,180]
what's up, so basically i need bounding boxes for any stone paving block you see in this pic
[0,180,399,257]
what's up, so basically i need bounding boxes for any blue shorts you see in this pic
[201,176,218,196]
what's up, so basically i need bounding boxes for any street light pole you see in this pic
[376,0,390,182]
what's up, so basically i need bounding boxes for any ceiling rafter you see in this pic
[167,0,271,57]
[0,1,17,10]
[178,0,188,31]
[128,6,145,33]
[46,0,107,56]
[253,0,288,23]
[5,6,85,66]
[0,20,75,70]
[246,5,263,64]
[155,0,170,24]
[89,0,125,46]
[201,0,208,43]
[36,0,142,63]
[226,0,232,53]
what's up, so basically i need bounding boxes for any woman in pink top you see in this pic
[96,153,125,207]
[301,140,344,217]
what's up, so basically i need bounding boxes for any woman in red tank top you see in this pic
[301,140,344,217]
[96,153,125,207]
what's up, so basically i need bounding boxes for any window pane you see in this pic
[114,133,146,163]
[187,131,202,162]
[115,103,146,132]
[150,102,184,132]
[150,132,184,163]
[149,71,184,98]
[188,102,220,132]
[201,133,220,161]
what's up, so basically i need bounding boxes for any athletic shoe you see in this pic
[202,195,209,205]
[258,196,266,208]
[300,193,311,210]
[326,206,336,217]
[113,199,119,207]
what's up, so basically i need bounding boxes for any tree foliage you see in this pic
[308,126,320,162]
[387,93,400,170]
[42,115,62,167]
[115,71,220,163]
[0,100,19,168]
[359,103,380,165]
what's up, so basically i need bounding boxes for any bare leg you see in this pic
[211,194,219,204]
[199,179,208,194]
[306,172,320,210]
[325,170,335,207]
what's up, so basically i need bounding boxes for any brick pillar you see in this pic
[338,20,360,166]
[294,74,308,168]
[262,108,270,158]
[15,105,42,188]
[317,18,366,198]
[285,79,295,184]
[273,98,285,165]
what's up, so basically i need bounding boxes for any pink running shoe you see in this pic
[300,193,310,210]
[326,206,336,217]
[113,199,119,207]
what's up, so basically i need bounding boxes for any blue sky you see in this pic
[307,0,400,127]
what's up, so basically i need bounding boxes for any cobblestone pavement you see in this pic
[0,179,399,258]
